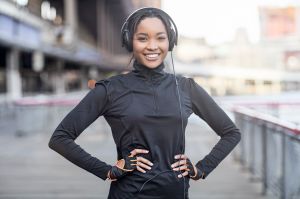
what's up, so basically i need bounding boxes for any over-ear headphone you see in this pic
[121,7,178,52]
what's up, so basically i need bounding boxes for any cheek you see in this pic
[161,40,169,52]
[161,41,169,55]
[132,41,144,53]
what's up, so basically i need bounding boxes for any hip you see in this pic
[108,170,190,199]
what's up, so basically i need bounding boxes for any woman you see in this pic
[48,7,241,199]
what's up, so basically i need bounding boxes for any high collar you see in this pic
[132,60,166,82]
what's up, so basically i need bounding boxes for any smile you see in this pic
[145,53,160,60]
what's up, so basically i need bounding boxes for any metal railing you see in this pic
[0,93,110,137]
[232,106,300,199]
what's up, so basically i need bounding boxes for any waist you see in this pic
[109,170,190,199]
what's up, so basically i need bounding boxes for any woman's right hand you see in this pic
[107,149,153,181]
[129,149,153,173]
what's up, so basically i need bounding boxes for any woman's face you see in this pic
[132,17,169,69]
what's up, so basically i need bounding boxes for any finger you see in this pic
[179,159,187,166]
[88,79,96,89]
[130,149,149,156]
[171,161,180,168]
[178,171,189,178]
[171,159,187,168]
[172,165,188,171]
[137,161,152,170]
[137,165,146,173]
[137,156,153,166]
[174,154,188,160]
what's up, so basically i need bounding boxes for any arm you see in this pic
[188,78,241,179]
[48,80,112,180]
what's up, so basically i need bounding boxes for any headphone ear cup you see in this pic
[125,32,131,52]
[122,29,133,52]
[121,20,133,52]
[168,29,176,51]
[126,32,133,52]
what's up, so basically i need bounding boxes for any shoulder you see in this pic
[175,75,210,95]
[95,73,128,87]
[174,74,194,89]
[95,73,134,96]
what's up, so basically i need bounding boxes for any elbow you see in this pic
[236,130,241,144]
[222,127,241,146]
[48,131,60,151]
[48,136,56,150]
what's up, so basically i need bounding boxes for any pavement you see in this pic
[0,114,274,199]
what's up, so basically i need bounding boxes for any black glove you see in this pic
[107,155,137,180]
[186,158,204,180]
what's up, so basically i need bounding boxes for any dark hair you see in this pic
[121,7,178,52]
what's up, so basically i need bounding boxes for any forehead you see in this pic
[135,17,167,33]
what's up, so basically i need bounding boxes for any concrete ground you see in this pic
[0,115,274,199]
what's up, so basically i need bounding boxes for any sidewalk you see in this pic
[0,116,273,199]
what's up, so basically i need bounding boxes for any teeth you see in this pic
[146,54,159,58]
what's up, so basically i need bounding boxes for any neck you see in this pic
[132,60,166,81]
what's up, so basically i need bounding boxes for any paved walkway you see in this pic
[0,115,273,199]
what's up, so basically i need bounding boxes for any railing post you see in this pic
[249,117,255,177]
[281,131,286,199]
[240,114,246,167]
[262,122,268,195]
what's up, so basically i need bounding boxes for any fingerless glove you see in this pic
[107,155,137,180]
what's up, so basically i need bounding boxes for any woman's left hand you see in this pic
[171,154,197,179]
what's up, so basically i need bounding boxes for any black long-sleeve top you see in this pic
[48,61,241,199]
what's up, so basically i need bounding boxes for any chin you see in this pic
[142,60,162,69]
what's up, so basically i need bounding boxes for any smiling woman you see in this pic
[132,17,169,69]
[48,7,241,199]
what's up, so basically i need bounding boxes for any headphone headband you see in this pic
[121,7,178,52]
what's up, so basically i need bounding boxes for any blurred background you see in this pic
[0,0,299,199]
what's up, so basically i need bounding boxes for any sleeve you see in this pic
[187,78,241,179]
[48,80,112,180]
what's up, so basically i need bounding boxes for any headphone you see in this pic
[121,7,178,52]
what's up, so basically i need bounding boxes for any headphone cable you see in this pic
[137,52,186,199]
[171,51,186,199]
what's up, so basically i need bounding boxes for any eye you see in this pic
[158,36,167,41]
[137,37,147,42]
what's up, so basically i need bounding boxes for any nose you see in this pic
[147,39,158,50]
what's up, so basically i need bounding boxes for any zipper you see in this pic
[150,76,158,113]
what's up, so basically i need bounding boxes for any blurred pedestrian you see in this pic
[48,7,241,199]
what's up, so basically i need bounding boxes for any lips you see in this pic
[145,53,160,61]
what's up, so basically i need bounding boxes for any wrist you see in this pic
[190,166,204,181]
[107,169,117,181]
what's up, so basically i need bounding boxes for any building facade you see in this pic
[0,0,161,101]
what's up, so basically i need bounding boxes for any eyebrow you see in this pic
[135,32,167,36]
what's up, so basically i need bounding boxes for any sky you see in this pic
[162,0,300,44]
